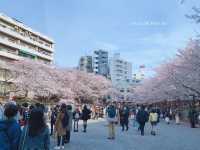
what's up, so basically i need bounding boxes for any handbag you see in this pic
[165,117,169,122]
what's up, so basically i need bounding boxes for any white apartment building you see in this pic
[0,13,54,99]
[0,13,54,64]
[109,53,133,101]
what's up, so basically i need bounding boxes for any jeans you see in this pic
[57,136,65,146]
[121,119,129,131]
[74,119,79,131]
[139,123,145,135]
[50,122,54,135]
[65,130,71,143]
[83,120,87,132]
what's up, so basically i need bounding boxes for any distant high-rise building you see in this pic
[78,56,93,73]
[93,50,109,77]
[133,65,145,83]
[110,53,132,86]
[109,53,132,101]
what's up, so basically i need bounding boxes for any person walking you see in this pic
[136,105,148,136]
[188,105,197,128]
[54,104,68,149]
[149,109,158,136]
[131,109,137,128]
[121,105,130,131]
[22,103,30,126]
[106,103,117,140]
[65,105,73,143]
[19,108,50,150]
[119,105,124,127]
[0,103,21,150]
[175,109,180,125]
[50,108,57,136]
[165,110,170,124]
[82,105,91,132]
[73,108,81,132]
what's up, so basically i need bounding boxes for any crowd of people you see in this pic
[105,102,200,139]
[0,101,50,150]
[0,101,92,150]
[49,104,92,149]
[0,100,200,149]
[105,103,159,139]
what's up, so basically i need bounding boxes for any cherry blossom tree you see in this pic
[133,39,200,103]
[4,59,73,102]
[67,70,112,104]
[2,59,113,104]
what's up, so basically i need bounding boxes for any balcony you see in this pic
[0,37,53,61]
[0,25,54,52]
[0,50,21,60]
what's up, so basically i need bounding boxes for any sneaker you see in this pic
[54,146,60,150]
[61,146,65,149]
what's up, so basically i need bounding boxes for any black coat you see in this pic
[136,110,149,124]
[82,108,91,121]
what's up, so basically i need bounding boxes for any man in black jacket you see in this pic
[82,105,91,132]
[136,105,149,136]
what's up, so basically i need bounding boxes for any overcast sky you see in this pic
[0,0,199,77]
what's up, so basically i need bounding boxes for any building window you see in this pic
[18,50,36,59]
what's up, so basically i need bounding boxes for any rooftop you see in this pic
[0,13,54,43]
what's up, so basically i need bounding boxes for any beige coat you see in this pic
[55,112,66,136]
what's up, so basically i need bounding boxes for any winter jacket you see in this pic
[19,125,50,150]
[66,111,73,131]
[136,110,149,124]
[149,112,158,122]
[0,119,21,150]
[73,111,81,120]
[122,107,130,121]
[82,108,91,121]
[50,111,56,124]
[55,112,66,136]
[188,108,197,122]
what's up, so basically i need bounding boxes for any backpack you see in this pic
[107,106,116,118]
[62,112,69,128]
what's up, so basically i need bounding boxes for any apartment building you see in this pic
[93,49,109,78]
[79,56,93,73]
[0,13,54,64]
[109,53,133,101]
[0,13,54,99]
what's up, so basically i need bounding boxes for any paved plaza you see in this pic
[50,119,200,150]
